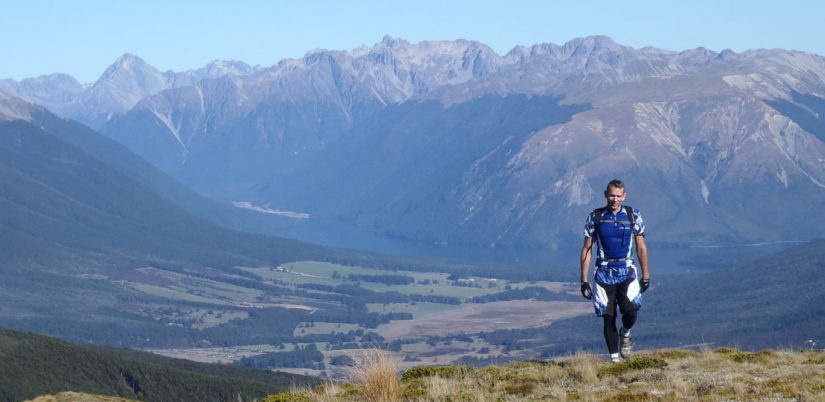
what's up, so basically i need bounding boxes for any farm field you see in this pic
[130,259,584,377]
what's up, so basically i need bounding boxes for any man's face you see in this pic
[604,186,626,211]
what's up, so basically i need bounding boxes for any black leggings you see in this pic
[604,312,637,354]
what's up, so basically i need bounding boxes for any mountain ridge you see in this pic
[6,36,825,248]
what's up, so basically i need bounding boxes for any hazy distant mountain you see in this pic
[0,73,85,116]
[0,55,259,128]
[93,36,825,248]
[8,36,825,248]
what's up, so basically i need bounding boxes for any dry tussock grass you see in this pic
[567,351,600,385]
[349,349,402,402]
[265,348,825,401]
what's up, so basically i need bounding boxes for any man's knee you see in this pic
[619,304,638,317]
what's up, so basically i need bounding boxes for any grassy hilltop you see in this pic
[265,348,825,401]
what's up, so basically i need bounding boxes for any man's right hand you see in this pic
[580,282,592,300]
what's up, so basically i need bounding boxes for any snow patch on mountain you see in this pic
[700,180,710,204]
[150,109,184,149]
[567,174,594,207]
[776,167,789,188]
[232,201,309,218]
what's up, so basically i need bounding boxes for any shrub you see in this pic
[401,365,472,380]
[650,349,697,360]
[728,349,775,363]
[598,356,667,377]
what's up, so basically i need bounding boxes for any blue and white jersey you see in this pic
[584,206,645,285]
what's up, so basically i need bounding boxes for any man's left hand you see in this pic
[640,278,650,293]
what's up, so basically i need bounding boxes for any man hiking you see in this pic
[580,179,650,362]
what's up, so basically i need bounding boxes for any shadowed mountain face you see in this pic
[0,95,353,344]
[8,36,825,248]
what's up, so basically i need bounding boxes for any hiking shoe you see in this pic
[620,329,633,358]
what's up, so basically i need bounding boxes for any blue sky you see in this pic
[1,0,823,83]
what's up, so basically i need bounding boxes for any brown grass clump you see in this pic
[349,349,401,402]
[566,351,600,385]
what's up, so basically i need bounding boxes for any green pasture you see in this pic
[366,302,463,318]
[293,322,362,337]
[247,261,507,300]
[126,282,234,305]
[127,267,265,304]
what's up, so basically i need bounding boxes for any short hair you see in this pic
[605,179,625,192]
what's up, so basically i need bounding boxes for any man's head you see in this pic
[604,179,626,211]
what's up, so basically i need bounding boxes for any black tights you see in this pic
[603,311,637,354]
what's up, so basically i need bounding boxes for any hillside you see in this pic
[264,348,825,401]
[0,328,319,402]
[0,94,416,347]
[2,91,563,351]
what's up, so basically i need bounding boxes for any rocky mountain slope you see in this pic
[8,36,825,248]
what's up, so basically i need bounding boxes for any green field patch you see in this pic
[246,261,503,300]
[293,322,362,337]
[506,280,567,292]
[363,281,501,298]
[189,309,249,329]
[287,261,392,277]
[135,305,249,329]
[366,302,462,318]
[122,282,234,305]
[129,267,265,304]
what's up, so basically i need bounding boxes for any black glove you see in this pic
[640,278,650,293]
[580,282,592,300]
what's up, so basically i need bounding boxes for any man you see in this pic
[580,179,650,362]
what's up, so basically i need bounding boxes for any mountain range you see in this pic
[5,35,825,250]
[2,36,825,376]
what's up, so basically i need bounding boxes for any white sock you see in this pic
[611,353,621,362]
[620,327,631,337]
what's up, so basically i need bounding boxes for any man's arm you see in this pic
[635,235,649,280]
[580,237,593,283]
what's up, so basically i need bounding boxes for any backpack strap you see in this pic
[624,205,635,233]
[593,207,605,231]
